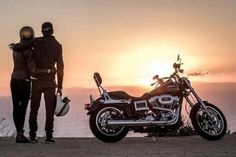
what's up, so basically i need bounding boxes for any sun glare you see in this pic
[138,61,173,86]
[113,42,181,86]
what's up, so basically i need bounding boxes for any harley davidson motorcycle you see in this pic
[85,55,227,143]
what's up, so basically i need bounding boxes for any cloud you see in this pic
[187,71,209,77]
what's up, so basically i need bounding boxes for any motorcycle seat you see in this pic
[108,91,150,101]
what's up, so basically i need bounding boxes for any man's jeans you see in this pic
[29,80,56,138]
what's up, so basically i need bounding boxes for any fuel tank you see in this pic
[148,80,180,97]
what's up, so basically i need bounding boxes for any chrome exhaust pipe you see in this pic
[107,119,176,127]
[107,108,180,127]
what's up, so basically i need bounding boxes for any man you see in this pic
[11,22,64,143]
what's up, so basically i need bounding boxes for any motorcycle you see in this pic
[84,55,227,143]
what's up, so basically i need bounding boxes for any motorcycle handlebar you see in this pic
[151,56,184,86]
[151,73,178,86]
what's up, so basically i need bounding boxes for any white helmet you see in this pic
[54,95,70,117]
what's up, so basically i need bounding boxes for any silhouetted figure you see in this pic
[12,22,64,143]
[10,26,55,143]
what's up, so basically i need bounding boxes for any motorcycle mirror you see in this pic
[177,54,180,61]
[153,75,159,80]
[177,54,182,63]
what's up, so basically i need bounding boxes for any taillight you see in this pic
[84,103,90,110]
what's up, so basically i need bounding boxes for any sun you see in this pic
[111,42,194,86]
[147,62,172,77]
[138,61,173,86]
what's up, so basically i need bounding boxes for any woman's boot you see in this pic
[16,130,30,143]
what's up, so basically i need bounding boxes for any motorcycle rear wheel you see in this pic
[190,102,227,140]
[89,106,128,143]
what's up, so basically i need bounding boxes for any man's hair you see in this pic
[42,22,54,36]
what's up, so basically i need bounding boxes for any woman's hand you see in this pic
[8,43,16,50]
[57,88,63,96]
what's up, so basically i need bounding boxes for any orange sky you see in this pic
[0,0,236,94]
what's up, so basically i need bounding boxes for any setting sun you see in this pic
[109,42,202,86]
[0,0,235,90]
[138,61,172,86]
[0,1,236,156]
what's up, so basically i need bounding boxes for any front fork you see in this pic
[183,80,213,117]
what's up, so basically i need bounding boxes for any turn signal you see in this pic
[84,103,90,110]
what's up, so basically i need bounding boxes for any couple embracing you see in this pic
[9,22,64,143]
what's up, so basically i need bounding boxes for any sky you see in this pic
[0,0,236,95]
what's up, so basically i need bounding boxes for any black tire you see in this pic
[190,102,227,140]
[89,107,128,143]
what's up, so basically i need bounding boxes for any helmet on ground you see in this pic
[54,95,70,117]
[19,26,35,40]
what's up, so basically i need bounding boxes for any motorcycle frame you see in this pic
[89,57,213,123]
[166,66,212,117]
[92,76,184,124]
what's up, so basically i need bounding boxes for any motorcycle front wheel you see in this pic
[190,102,227,140]
[89,106,128,143]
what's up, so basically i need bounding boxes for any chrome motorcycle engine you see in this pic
[147,95,180,121]
[148,94,180,110]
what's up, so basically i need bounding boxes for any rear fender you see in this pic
[87,97,133,117]
[87,97,101,115]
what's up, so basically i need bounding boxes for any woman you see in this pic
[10,26,56,143]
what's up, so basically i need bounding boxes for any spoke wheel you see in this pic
[96,107,125,136]
[190,102,227,140]
[196,106,224,136]
[89,106,128,143]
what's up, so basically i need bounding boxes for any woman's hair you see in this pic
[19,26,35,40]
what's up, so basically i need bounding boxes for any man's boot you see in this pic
[29,131,38,143]
[16,130,30,143]
[45,132,56,144]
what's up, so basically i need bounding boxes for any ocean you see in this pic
[0,83,236,137]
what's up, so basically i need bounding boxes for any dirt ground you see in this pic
[0,134,235,157]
